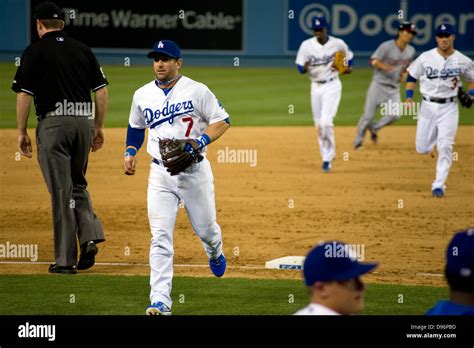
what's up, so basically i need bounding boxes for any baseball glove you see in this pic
[159,138,202,176]
[458,87,472,108]
[332,51,350,74]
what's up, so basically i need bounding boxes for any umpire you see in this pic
[12,2,108,274]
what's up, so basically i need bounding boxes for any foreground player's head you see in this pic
[147,40,183,83]
[445,229,474,296]
[303,241,378,315]
[312,16,328,43]
[397,21,417,44]
[33,1,65,38]
[435,24,455,52]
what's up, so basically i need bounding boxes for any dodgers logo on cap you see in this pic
[436,23,455,36]
[312,16,328,30]
[147,40,181,59]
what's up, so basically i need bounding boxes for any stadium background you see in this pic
[0,0,473,315]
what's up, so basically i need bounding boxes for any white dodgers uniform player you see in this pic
[295,16,354,172]
[123,40,230,315]
[405,24,474,197]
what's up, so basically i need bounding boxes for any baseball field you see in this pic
[0,62,472,315]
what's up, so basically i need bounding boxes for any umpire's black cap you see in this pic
[33,1,65,20]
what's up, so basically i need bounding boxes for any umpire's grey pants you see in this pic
[36,116,105,267]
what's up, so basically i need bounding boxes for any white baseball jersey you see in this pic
[128,76,229,160]
[407,48,474,98]
[294,303,340,315]
[295,36,354,82]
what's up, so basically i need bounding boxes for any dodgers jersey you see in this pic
[407,48,474,98]
[371,39,415,87]
[426,300,474,315]
[294,303,340,315]
[295,36,354,82]
[128,76,229,160]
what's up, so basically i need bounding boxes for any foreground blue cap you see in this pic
[436,23,455,36]
[147,40,181,59]
[446,229,474,279]
[312,16,328,30]
[303,241,378,286]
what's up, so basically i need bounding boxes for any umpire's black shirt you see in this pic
[12,30,108,117]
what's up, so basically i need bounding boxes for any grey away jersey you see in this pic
[371,40,415,87]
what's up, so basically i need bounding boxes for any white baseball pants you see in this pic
[310,78,342,162]
[415,100,459,191]
[147,158,223,308]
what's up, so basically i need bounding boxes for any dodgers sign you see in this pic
[287,0,474,54]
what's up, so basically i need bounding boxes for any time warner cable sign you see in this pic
[30,0,243,50]
[287,0,474,54]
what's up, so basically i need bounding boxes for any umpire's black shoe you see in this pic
[77,241,98,270]
[48,264,77,274]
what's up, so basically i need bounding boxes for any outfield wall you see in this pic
[0,0,472,67]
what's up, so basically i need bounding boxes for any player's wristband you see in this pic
[194,134,211,150]
[468,89,474,96]
[125,147,137,157]
[406,89,414,98]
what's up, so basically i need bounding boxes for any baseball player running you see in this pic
[296,16,354,172]
[405,24,474,197]
[123,40,230,315]
[354,22,416,149]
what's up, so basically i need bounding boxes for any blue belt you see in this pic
[314,77,336,84]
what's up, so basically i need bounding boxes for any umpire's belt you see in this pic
[152,156,204,167]
[314,77,336,84]
[422,96,455,104]
[38,111,94,121]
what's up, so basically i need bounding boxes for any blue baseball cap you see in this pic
[436,23,455,36]
[445,228,474,280]
[312,16,328,30]
[147,40,181,59]
[303,241,378,286]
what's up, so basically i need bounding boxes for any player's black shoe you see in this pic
[368,126,378,144]
[77,241,98,270]
[48,264,77,274]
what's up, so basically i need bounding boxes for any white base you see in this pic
[265,256,305,270]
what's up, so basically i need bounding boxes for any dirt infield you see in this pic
[1,126,473,286]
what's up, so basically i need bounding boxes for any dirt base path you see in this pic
[1,126,473,286]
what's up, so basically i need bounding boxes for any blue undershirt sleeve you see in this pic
[126,124,145,152]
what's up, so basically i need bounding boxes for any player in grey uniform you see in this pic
[354,22,417,149]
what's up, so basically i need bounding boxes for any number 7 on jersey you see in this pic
[182,117,193,137]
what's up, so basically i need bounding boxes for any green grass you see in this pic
[1,62,472,129]
[0,274,447,315]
